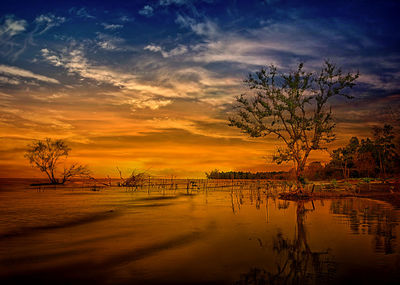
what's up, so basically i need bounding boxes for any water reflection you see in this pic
[236,200,336,285]
[0,185,400,284]
[230,188,265,213]
[331,199,398,254]
[229,189,400,284]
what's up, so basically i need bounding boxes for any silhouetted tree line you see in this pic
[205,169,291,180]
[323,124,399,179]
[208,123,400,180]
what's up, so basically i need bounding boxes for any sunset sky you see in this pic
[0,0,399,178]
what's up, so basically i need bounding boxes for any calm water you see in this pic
[0,180,399,284]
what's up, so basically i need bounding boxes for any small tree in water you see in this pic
[25,138,90,184]
[229,61,358,191]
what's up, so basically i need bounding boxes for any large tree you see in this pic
[330,137,359,179]
[25,138,90,184]
[373,124,397,178]
[229,61,358,188]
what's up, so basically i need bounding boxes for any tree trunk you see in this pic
[43,169,59,184]
[49,167,58,184]
[379,151,384,178]
[296,163,305,193]
[44,169,54,184]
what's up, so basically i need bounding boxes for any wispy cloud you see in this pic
[175,14,218,37]
[159,0,191,5]
[0,15,28,60]
[69,7,95,19]
[40,47,185,106]
[96,33,125,51]
[101,23,123,30]
[144,44,188,58]
[0,15,27,37]
[0,75,20,85]
[34,13,66,35]
[139,5,154,17]
[119,15,134,22]
[129,97,172,110]
[0,64,59,84]
[0,13,66,60]
[41,47,135,86]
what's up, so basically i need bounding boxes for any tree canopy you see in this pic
[229,61,359,187]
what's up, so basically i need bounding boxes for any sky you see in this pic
[0,0,399,178]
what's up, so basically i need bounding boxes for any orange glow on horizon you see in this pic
[0,89,390,179]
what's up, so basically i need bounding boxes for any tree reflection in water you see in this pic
[236,200,336,285]
[330,199,398,254]
[231,191,400,284]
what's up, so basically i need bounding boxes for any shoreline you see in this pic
[279,190,400,208]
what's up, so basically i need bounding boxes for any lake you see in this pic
[0,179,399,284]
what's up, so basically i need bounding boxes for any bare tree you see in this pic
[116,167,149,188]
[229,61,358,190]
[25,138,90,184]
[60,163,91,184]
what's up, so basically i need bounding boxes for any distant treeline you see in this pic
[207,123,400,180]
[205,170,290,180]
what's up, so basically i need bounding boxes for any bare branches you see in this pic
[116,168,150,188]
[61,163,91,184]
[24,138,90,184]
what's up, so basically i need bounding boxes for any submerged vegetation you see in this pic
[2,182,399,284]
[116,167,150,188]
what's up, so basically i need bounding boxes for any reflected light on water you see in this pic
[0,180,399,284]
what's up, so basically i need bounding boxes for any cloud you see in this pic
[40,48,63,66]
[69,7,95,19]
[139,5,154,17]
[40,47,184,100]
[357,73,400,92]
[144,44,188,58]
[41,47,128,84]
[159,0,214,9]
[174,66,238,87]
[39,45,240,112]
[0,75,20,85]
[129,97,172,110]
[144,44,162,53]
[0,64,59,84]
[0,105,74,132]
[1,13,65,61]
[96,33,125,51]
[34,13,66,35]
[30,92,68,102]
[0,15,27,37]
[159,0,189,5]
[97,41,118,51]
[101,23,123,30]
[175,15,218,37]
[179,20,373,72]
[120,15,134,22]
